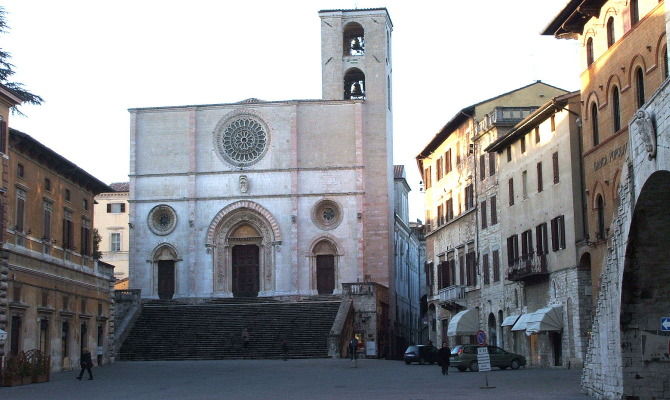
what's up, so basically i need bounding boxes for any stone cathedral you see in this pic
[128,8,394,307]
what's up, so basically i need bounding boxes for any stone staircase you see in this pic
[119,298,341,361]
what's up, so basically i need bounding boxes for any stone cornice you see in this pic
[130,165,365,179]
[130,191,364,204]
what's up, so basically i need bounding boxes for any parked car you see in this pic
[450,344,526,372]
[403,344,437,364]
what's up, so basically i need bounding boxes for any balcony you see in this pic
[507,253,549,283]
[438,285,466,310]
[474,106,539,136]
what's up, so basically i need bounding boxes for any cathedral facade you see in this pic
[128,9,394,302]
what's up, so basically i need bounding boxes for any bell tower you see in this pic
[318,8,394,287]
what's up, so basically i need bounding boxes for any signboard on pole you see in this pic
[476,330,487,345]
[661,317,670,332]
[0,329,6,342]
[477,346,492,372]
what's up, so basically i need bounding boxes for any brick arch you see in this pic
[627,54,647,85]
[206,200,281,246]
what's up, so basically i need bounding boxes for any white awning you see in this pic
[511,313,532,331]
[525,305,564,334]
[447,309,479,336]
[501,314,521,327]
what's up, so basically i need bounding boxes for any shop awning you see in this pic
[501,314,521,327]
[447,309,479,336]
[525,305,564,334]
[511,313,532,331]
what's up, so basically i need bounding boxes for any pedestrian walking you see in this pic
[281,338,289,361]
[348,336,359,367]
[437,341,451,376]
[242,327,250,350]
[76,348,94,380]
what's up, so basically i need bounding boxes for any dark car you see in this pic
[450,344,526,372]
[403,345,437,364]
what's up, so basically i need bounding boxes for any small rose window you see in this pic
[312,200,342,230]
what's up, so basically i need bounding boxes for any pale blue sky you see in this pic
[3,0,579,219]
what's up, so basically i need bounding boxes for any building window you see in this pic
[612,86,621,133]
[81,219,91,256]
[459,254,465,286]
[586,37,594,66]
[479,154,486,181]
[43,201,52,241]
[63,295,69,310]
[83,199,88,211]
[107,202,126,213]
[635,67,645,108]
[44,178,51,191]
[15,189,26,233]
[520,136,526,153]
[17,163,24,179]
[436,157,443,181]
[423,167,432,189]
[111,232,121,252]
[41,290,49,307]
[61,321,69,360]
[537,162,543,192]
[536,222,549,255]
[446,198,453,222]
[488,153,495,176]
[553,152,559,184]
[490,196,497,225]
[445,149,452,174]
[506,147,512,162]
[437,204,444,226]
[80,298,86,314]
[630,0,639,25]
[506,235,519,267]
[508,178,514,206]
[550,115,556,132]
[551,215,566,251]
[596,194,605,240]
[534,126,540,143]
[606,17,615,48]
[521,230,534,261]
[483,253,490,285]
[481,200,487,229]
[64,189,71,202]
[0,119,6,154]
[522,170,528,199]
[465,184,474,210]
[63,210,74,250]
[492,250,500,282]
[12,284,21,302]
[466,250,476,287]
[591,103,599,146]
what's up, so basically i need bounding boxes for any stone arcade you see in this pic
[128,8,394,356]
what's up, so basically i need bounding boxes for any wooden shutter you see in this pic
[489,153,495,176]
[537,162,543,192]
[480,154,486,180]
[481,200,487,229]
[490,196,497,225]
[553,152,559,184]
[551,218,559,251]
[508,179,514,205]
[0,120,6,153]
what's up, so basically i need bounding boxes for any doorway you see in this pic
[157,260,175,300]
[316,255,335,294]
[80,322,88,355]
[232,244,259,297]
[550,331,562,366]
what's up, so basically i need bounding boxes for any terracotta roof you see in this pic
[109,182,129,192]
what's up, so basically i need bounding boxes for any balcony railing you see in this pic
[507,253,549,282]
[438,285,466,310]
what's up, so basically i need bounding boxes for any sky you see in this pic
[2,0,580,220]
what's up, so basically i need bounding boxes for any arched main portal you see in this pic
[207,201,281,297]
[621,171,670,397]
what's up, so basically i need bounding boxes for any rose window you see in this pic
[312,200,342,230]
[148,205,177,235]
[215,115,269,167]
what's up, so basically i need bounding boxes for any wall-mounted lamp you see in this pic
[128,223,134,229]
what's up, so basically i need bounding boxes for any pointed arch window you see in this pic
[635,67,645,108]
[343,22,364,56]
[586,37,594,66]
[612,86,621,133]
[344,68,365,100]
[606,17,615,48]
[663,46,669,79]
[591,102,600,146]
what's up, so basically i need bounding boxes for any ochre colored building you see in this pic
[544,0,667,294]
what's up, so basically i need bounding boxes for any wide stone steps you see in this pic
[119,299,340,361]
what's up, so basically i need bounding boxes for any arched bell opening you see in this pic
[343,22,364,56]
[620,171,670,397]
[344,68,365,100]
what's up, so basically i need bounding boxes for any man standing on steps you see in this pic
[242,327,250,350]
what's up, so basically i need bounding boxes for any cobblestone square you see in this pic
[1,359,587,400]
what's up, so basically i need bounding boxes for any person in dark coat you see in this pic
[437,342,451,375]
[77,348,94,380]
[348,336,359,361]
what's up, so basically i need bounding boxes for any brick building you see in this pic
[1,127,114,372]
